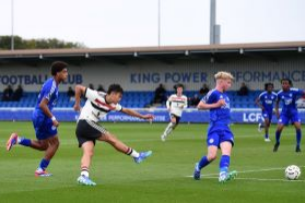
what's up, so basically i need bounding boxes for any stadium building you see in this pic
[0,41,305,123]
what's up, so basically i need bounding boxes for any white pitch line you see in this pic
[186,166,305,182]
[197,176,305,182]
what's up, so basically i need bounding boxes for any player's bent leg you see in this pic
[294,122,302,152]
[99,133,129,153]
[6,132,49,151]
[274,124,284,152]
[171,117,178,130]
[99,133,152,164]
[81,141,95,171]
[264,119,271,142]
[35,136,59,177]
[258,117,265,132]
[45,136,60,160]
[219,142,236,183]
[207,146,218,161]
[6,133,18,151]
[77,141,96,186]
[193,146,217,180]
[161,118,177,141]
[30,140,49,151]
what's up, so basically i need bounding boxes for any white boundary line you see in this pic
[187,166,305,182]
[196,176,305,182]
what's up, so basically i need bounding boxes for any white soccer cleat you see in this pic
[77,175,96,186]
[264,138,271,142]
[161,135,166,142]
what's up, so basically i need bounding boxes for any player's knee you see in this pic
[38,141,48,151]
[54,140,60,149]
[85,149,94,158]
[277,125,284,131]
[51,139,60,149]
[207,154,217,161]
[40,144,48,151]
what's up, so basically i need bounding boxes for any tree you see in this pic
[0,35,85,50]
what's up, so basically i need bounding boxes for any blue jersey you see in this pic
[202,89,234,147]
[202,89,231,130]
[35,78,59,112]
[277,88,303,114]
[32,78,59,140]
[258,91,277,112]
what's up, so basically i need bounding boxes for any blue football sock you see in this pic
[219,155,230,173]
[39,159,50,171]
[198,156,210,170]
[18,137,31,147]
[275,130,282,144]
[265,133,269,139]
[296,129,302,147]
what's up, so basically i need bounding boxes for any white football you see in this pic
[285,165,301,180]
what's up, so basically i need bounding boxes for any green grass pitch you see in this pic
[0,121,304,203]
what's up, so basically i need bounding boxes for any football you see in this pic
[285,165,301,180]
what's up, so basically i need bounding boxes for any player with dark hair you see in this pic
[274,78,305,152]
[74,84,154,186]
[255,83,277,142]
[161,84,187,141]
[6,61,68,176]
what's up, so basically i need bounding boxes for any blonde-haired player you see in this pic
[161,84,187,141]
[193,71,237,183]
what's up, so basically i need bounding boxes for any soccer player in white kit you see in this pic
[74,84,154,186]
[161,84,188,141]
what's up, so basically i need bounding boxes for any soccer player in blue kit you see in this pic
[193,71,237,183]
[6,61,68,176]
[273,78,305,153]
[255,83,277,142]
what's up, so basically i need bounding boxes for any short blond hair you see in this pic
[214,71,234,80]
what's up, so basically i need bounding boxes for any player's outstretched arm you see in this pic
[121,108,154,120]
[197,99,225,110]
[74,85,86,111]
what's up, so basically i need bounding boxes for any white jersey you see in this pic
[166,94,188,117]
[78,88,122,122]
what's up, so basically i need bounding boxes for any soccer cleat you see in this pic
[227,170,238,180]
[219,170,237,183]
[193,163,201,180]
[77,175,96,186]
[273,143,280,152]
[161,135,166,142]
[6,133,18,151]
[264,138,271,142]
[258,123,262,132]
[134,151,152,164]
[296,146,301,153]
[35,170,52,177]
[218,172,227,183]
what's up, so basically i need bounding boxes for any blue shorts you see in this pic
[278,113,301,126]
[32,110,57,140]
[262,110,273,121]
[206,129,235,148]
